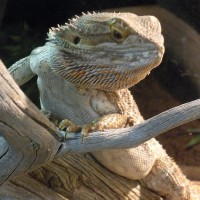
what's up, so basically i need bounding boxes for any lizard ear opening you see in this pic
[73,36,81,45]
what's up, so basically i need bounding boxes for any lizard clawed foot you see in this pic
[80,120,106,141]
[58,114,135,141]
[58,119,91,141]
[58,119,104,141]
[127,116,136,126]
[59,119,82,133]
[81,120,103,135]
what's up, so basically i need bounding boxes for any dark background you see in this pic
[2,0,200,31]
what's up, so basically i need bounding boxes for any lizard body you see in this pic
[9,12,193,199]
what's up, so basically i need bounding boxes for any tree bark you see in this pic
[0,60,61,184]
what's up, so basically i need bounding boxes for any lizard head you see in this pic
[48,12,164,91]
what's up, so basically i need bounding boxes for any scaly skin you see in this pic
[9,12,193,199]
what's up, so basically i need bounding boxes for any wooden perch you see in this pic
[58,98,200,156]
[0,59,61,184]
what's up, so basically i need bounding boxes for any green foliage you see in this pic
[185,129,200,148]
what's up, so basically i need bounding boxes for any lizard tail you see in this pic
[142,155,191,200]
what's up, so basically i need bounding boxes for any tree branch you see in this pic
[0,60,61,184]
[57,98,200,156]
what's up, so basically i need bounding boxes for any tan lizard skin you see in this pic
[9,12,194,199]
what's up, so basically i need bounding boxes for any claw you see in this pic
[67,125,81,133]
[81,125,91,136]
[59,119,81,132]
[59,119,72,130]
[58,117,106,142]
[127,116,136,126]
[80,125,91,142]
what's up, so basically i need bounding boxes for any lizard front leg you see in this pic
[59,113,135,136]
[8,56,35,86]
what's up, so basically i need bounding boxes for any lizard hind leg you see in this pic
[142,155,191,200]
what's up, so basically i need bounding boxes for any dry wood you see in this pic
[30,154,163,200]
[0,175,68,200]
[0,59,61,184]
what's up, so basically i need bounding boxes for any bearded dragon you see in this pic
[8,12,193,200]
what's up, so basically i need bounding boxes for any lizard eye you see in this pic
[113,30,123,40]
[110,20,127,43]
[73,36,81,44]
[111,28,124,43]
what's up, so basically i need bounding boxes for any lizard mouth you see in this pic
[50,44,164,91]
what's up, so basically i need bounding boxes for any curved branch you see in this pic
[57,98,200,156]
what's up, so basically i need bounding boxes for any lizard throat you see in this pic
[49,49,160,91]
[49,35,163,91]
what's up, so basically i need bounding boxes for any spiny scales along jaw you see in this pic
[48,12,164,91]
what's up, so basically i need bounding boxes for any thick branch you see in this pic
[0,175,68,200]
[0,60,61,184]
